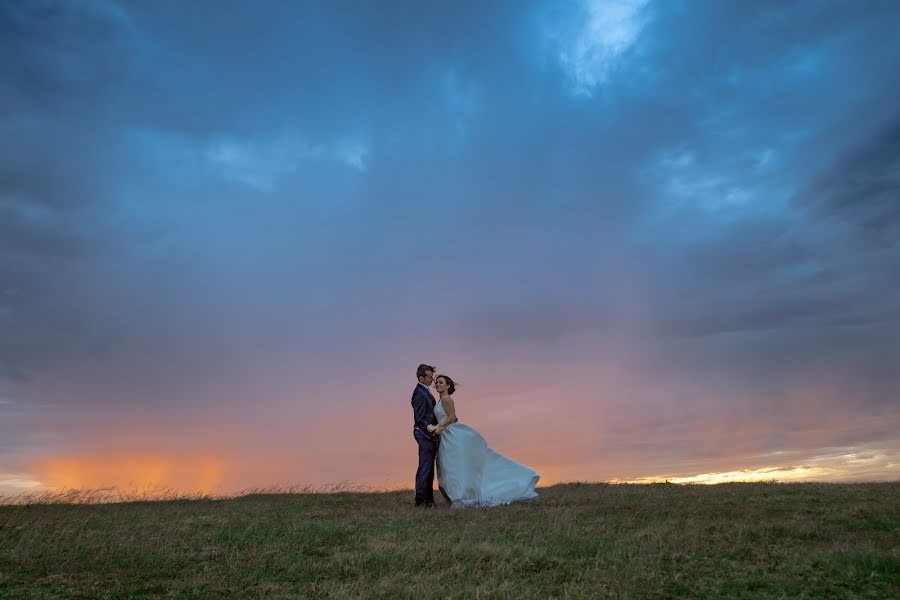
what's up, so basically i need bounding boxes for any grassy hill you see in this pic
[1,482,898,598]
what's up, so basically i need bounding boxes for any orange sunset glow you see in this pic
[31,455,228,494]
[5,425,896,500]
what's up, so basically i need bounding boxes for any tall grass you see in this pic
[0,482,393,506]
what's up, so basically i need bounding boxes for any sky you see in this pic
[1,0,899,497]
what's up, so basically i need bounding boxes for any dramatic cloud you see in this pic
[1,0,898,495]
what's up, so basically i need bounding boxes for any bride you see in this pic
[427,374,539,508]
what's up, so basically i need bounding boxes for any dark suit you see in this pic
[411,383,439,506]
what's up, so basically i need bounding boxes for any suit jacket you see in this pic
[411,384,439,442]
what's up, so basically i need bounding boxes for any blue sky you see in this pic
[1,0,899,493]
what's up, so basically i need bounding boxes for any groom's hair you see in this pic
[416,364,436,379]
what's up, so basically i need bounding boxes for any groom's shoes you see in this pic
[414,502,435,509]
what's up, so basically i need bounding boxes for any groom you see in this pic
[411,363,439,507]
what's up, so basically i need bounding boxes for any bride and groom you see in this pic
[411,363,539,508]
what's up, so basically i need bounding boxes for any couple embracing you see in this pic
[411,363,539,509]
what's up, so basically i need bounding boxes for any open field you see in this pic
[1,482,898,599]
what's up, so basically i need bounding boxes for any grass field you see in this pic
[1,482,898,599]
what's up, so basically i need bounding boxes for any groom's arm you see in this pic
[412,390,434,436]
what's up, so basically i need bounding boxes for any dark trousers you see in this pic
[414,430,437,506]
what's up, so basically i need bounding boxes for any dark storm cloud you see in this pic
[0,0,144,389]
[806,117,900,245]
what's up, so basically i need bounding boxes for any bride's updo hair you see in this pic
[437,374,458,395]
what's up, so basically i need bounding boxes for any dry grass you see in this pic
[1,482,898,598]
[0,482,384,507]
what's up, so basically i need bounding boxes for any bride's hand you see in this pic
[427,425,436,432]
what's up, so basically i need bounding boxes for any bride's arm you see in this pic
[435,397,458,432]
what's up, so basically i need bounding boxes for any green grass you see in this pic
[1,482,898,598]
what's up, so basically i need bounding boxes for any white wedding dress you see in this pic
[435,398,539,509]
